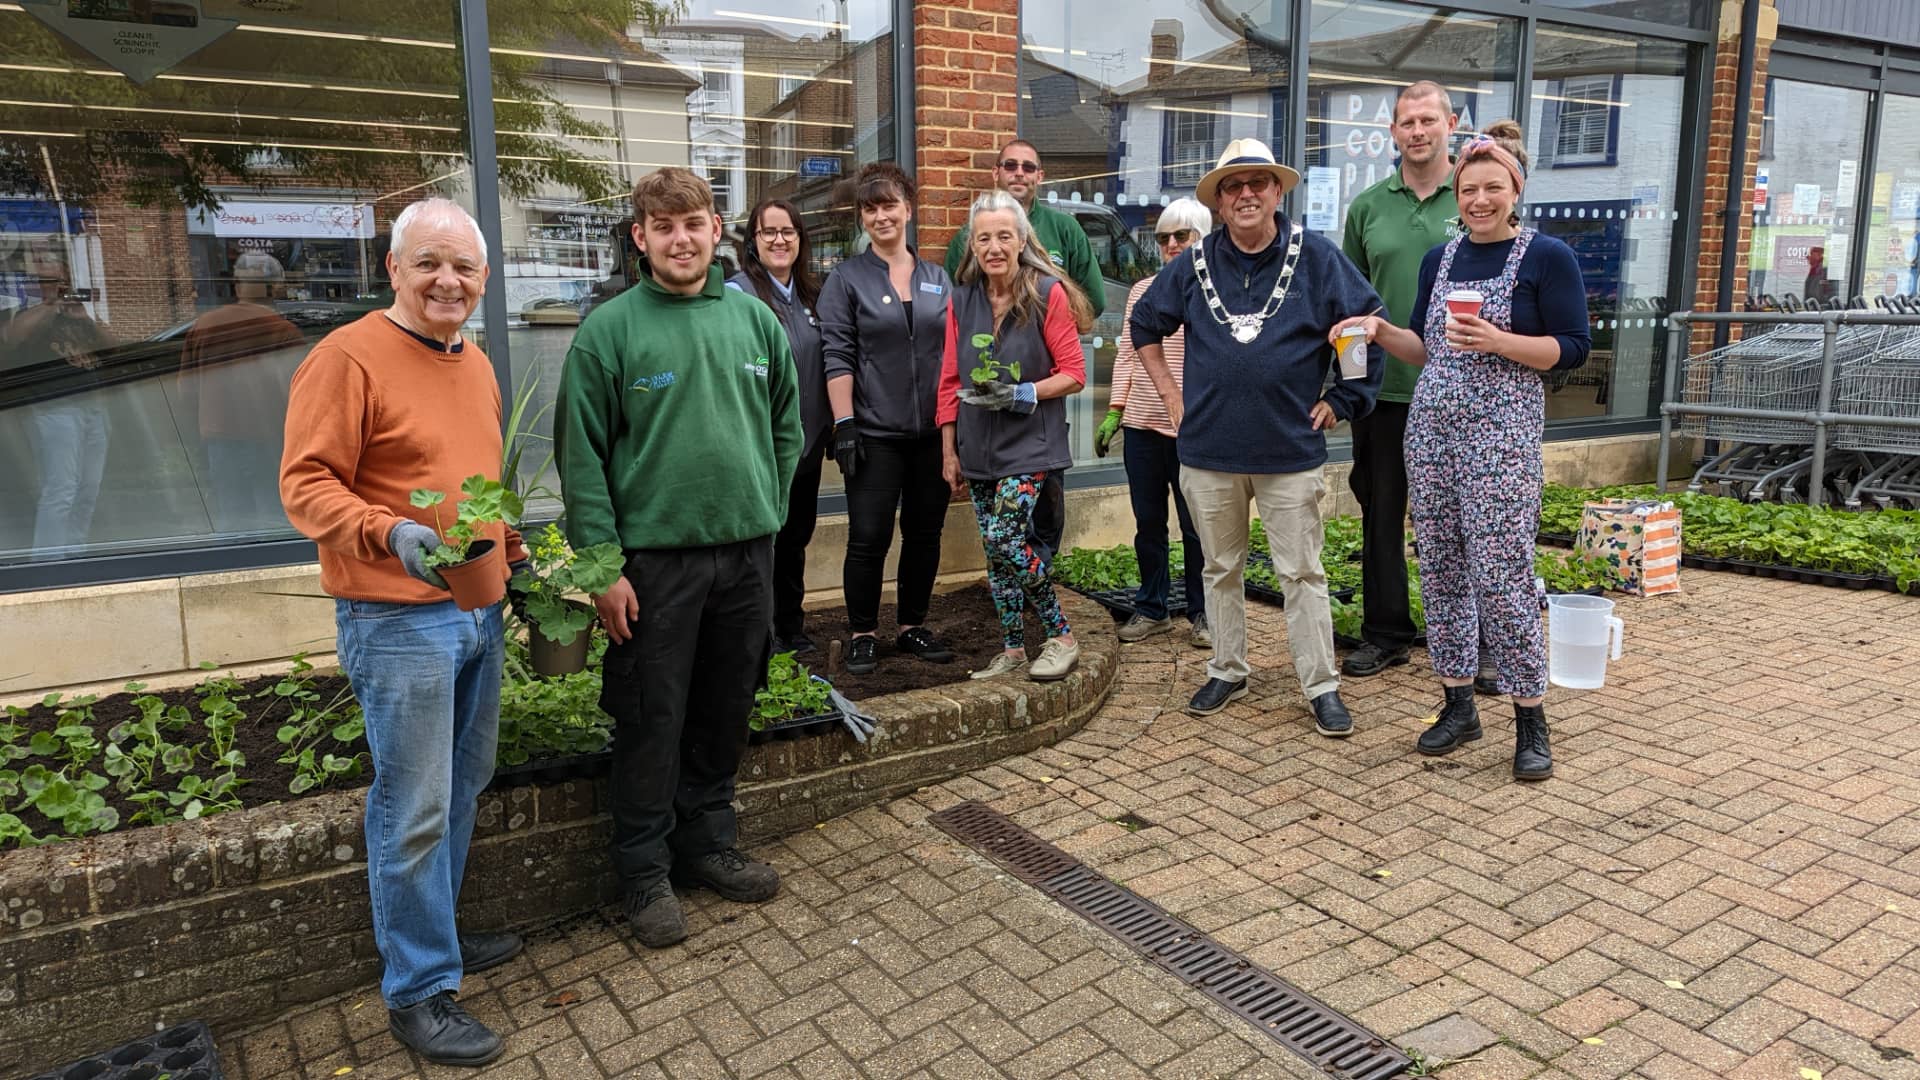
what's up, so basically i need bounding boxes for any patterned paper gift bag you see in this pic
[1574,499,1683,597]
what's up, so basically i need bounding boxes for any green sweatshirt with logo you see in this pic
[556,265,802,552]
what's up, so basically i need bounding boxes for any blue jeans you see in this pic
[335,598,503,1007]
[1123,427,1205,623]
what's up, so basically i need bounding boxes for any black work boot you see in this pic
[388,991,504,1067]
[1416,684,1481,755]
[624,880,687,948]
[1513,703,1554,781]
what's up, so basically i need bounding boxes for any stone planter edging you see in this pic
[0,594,1117,1073]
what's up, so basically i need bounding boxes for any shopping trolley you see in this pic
[1679,323,1887,501]
[1835,325,1920,508]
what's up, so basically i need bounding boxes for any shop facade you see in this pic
[0,0,1802,688]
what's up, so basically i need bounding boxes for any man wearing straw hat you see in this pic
[1129,138,1386,731]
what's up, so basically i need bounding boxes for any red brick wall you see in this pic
[914,0,1021,266]
[1693,0,1778,346]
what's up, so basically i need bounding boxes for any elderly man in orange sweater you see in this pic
[280,197,525,1068]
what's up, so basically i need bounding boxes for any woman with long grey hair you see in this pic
[936,191,1092,682]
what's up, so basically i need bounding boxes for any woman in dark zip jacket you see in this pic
[727,198,829,656]
[818,162,955,676]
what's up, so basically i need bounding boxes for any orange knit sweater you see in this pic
[280,313,524,603]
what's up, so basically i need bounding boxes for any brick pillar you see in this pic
[1692,0,1778,347]
[914,0,1020,266]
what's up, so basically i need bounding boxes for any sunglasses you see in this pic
[998,159,1041,174]
[1220,174,1274,197]
[1154,228,1194,245]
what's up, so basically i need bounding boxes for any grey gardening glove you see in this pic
[957,381,1037,415]
[388,521,448,589]
[819,679,877,743]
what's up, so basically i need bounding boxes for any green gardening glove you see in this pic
[1093,408,1123,458]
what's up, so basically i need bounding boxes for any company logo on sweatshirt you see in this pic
[743,357,769,378]
[631,371,676,393]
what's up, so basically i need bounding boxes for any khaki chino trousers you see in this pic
[1179,465,1340,701]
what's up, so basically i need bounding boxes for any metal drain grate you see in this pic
[929,801,1412,1080]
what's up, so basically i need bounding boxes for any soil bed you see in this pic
[790,583,1060,696]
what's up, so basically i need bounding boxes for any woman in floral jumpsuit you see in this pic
[1331,119,1591,780]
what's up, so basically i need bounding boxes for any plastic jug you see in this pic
[1547,594,1624,690]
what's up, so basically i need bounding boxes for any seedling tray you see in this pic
[488,750,611,790]
[749,710,841,743]
[1060,579,1190,620]
[31,1021,223,1080]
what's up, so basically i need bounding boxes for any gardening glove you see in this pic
[819,679,877,743]
[506,559,533,620]
[1093,408,1123,457]
[958,381,1037,415]
[833,418,863,481]
[388,521,448,589]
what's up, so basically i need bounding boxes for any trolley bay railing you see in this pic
[1658,311,1920,508]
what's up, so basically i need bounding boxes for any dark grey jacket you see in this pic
[950,276,1075,481]
[728,271,829,459]
[818,247,952,440]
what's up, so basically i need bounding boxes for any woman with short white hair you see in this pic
[1098,196,1214,647]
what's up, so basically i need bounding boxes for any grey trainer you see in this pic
[624,880,686,949]
[675,848,781,902]
[1117,613,1174,642]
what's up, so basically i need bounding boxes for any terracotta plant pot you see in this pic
[439,539,506,611]
[528,599,594,676]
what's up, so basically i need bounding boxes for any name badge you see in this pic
[918,281,944,297]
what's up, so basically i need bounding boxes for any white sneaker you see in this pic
[970,652,1024,680]
[1029,638,1080,682]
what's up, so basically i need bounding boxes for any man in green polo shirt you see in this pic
[1340,80,1472,680]
[945,137,1105,555]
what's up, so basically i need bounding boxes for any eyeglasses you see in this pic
[998,159,1041,174]
[1154,228,1194,246]
[756,227,799,242]
[1220,174,1274,197]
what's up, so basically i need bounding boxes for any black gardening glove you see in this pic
[833,418,863,481]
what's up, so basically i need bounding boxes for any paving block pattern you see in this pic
[224,569,1920,1078]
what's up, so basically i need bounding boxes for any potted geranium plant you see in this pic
[968,332,1019,388]
[410,474,524,611]
[511,524,626,676]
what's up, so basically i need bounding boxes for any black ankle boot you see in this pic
[1416,684,1481,755]
[1513,703,1553,780]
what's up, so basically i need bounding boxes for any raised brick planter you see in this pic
[0,594,1116,1075]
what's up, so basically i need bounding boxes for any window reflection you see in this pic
[1526,26,1688,422]
[1747,80,1869,309]
[0,0,475,565]
[1865,95,1920,304]
[1018,0,1292,462]
[492,0,897,504]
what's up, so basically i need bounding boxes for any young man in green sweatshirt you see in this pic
[555,167,803,949]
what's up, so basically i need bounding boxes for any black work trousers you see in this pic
[1347,400,1418,651]
[599,537,773,890]
[842,433,948,634]
[772,443,825,639]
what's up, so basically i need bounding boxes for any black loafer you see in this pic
[846,636,878,675]
[895,626,954,663]
[1310,691,1353,737]
[1342,642,1409,677]
[1187,677,1248,716]
[389,991,503,1067]
[457,930,523,976]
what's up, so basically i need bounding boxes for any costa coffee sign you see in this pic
[189,200,376,239]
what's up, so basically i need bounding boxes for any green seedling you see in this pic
[512,524,626,646]
[967,332,1021,385]
[751,652,832,731]
[410,474,524,569]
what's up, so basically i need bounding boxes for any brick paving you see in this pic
[225,568,1920,1079]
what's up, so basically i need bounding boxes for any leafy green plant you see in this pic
[16,764,118,838]
[511,524,626,646]
[752,652,832,731]
[967,331,1021,385]
[0,813,44,847]
[270,657,367,795]
[1534,550,1612,594]
[1053,545,1143,592]
[26,693,102,772]
[496,638,611,765]
[410,474,526,569]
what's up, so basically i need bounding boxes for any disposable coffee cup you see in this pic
[1445,288,1484,327]
[1337,326,1369,380]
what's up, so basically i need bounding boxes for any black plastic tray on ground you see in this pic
[32,1021,222,1080]
[1062,579,1191,620]
[749,710,840,743]
[488,750,611,790]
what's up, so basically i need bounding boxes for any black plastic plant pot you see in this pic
[748,711,841,745]
[487,749,612,791]
[31,1021,223,1080]
[527,600,594,677]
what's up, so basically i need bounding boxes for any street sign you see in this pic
[800,157,842,177]
[20,0,237,85]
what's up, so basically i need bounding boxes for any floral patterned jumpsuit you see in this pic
[1405,229,1547,699]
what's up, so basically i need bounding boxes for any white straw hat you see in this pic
[1195,138,1303,205]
